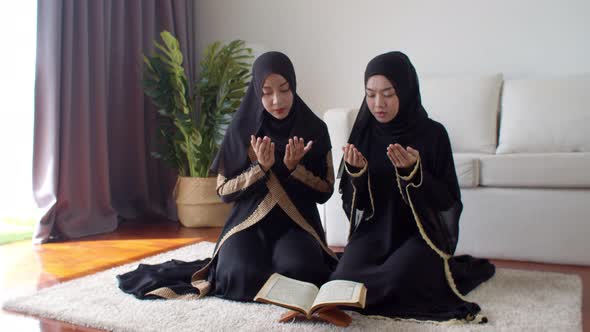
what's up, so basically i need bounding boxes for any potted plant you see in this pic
[142,31,252,227]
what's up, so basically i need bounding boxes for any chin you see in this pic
[272,111,290,119]
[372,115,393,123]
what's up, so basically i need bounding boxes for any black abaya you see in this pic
[118,52,337,301]
[331,52,495,323]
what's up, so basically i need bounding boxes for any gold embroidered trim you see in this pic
[211,147,274,264]
[346,160,376,240]
[266,174,338,260]
[365,170,375,221]
[290,151,334,193]
[215,194,275,257]
[145,287,201,300]
[366,313,487,325]
[396,157,421,181]
[395,173,407,205]
[188,193,277,294]
[394,157,420,205]
[326,150,335,185]
[186,149,339,296]
[402,161,469,303]
[191,279,212,295]
[291,165,331,192]
[343,159,367,177]
[346,176,358,241]
[216,164,266,196]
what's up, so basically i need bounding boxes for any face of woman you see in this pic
[365,75,400,123]
[260,73,294,120]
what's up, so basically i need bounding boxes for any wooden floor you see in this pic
[1,219,588,331]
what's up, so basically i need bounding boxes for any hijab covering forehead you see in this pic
[252,51,297,97]
[255,53,298,148]
[338,51,429,180]
[211,51,331,178]
[348,51,428,147]
[364,51,421,114]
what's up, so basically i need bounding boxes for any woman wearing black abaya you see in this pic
[118,52,337,301]
[330,52,495,323]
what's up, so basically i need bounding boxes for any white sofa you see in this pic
[320,74,590,266]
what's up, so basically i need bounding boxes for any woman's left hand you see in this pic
[387,144,419,169]
[284,136,313,171]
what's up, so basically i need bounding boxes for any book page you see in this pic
[311,280,365,309]
[255,273,319,314]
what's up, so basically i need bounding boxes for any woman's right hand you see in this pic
[342,144,366,169]
[251,135,275,171]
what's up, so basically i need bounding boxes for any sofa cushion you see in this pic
[497,76,590,153]
[421,74,502,154]
[480,153,590,188]
[453,153,481,188]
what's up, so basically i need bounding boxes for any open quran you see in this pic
[254,273,366,327]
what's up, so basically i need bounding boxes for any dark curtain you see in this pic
[33,0,197,243]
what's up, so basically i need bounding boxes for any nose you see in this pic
[375,94,384,108]
[272,92,280,105]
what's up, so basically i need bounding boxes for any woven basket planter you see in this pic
[174,176,231,227]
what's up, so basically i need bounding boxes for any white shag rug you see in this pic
[2,242,582,332]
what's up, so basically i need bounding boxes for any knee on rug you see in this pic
[217,256,271,285]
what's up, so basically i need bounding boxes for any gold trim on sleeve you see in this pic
[344,159,368,178]
[346,161,376,240]
[394,157,421,205]
[396,156,421,181]
[326,150,335,185]
[365,171,375,221]
[290,151,335,193]
[216,164,266,196]
[402,161,473,306]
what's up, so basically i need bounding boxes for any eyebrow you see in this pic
[366,87,394,92]
[263,81,289,89]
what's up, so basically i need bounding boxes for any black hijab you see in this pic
[352,51,428,146]
[211,52,331,178]
[340,51,465,254]
[338,51,429,180]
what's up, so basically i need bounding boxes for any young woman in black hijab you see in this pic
[330,51,495,323]
[118,52,337,301]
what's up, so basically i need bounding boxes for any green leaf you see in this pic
[142,34,252,176]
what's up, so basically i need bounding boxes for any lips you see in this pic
[375,112,387,118]
[274,108,286,114]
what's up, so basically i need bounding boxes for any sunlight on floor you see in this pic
[0,217,36,245]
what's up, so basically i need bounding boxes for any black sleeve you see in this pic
[395,126,462,255]
[340,160,375,239]
[344,162,373,212]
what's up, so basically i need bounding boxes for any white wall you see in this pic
[195,0,590,115]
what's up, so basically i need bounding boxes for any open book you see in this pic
[254,273,366,322]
